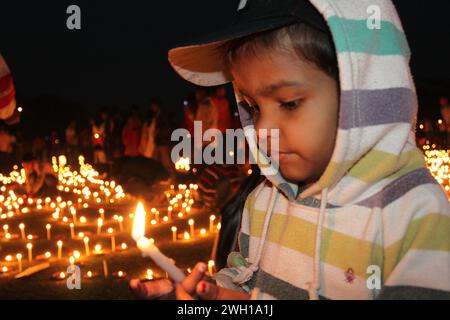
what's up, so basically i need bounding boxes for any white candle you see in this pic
[97,218,103,235]
[108,228,115,252]
[209,215,216,232]
[132,202,185,284]
[26,243,33,262]
[57,241,63,259]
[19,223,26,240]
[208,260,215,275]
[118,216,124,232]
[188,219,195,238]
[46,224,51,240]
[16,253,22,272]
[171,226,177,242]
[69,223,75,239]
[83,237,90,256]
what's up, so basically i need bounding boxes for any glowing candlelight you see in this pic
[83,237,90,256]
[188,219,195,238]
[79,216,87,224]
[108,228,116,252]
[200,228,206,236]
[132,202,185,284]
[171,226,177,242]
[209,215,216,232]
[57,241,63,259]
[118,216,124,232]
[184,231,190,240]
[46,224,51,240]
[16,253,22,272]
[19,223,26,240]
[208,260,215,275]
[94,244,103,255]
[26,243,33,262]
[97,218,103,235]
[146,269,154,280]
[69,256,75,270]
[70,207,77,224]
[99,208,105,221]
[69,223,75,239]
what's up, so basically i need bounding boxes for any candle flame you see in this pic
[132,202,146,241]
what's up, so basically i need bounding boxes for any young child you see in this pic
[130,0,450,300]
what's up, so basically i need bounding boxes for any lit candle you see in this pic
[208,260,215,276]
[184,231,190,240]
[209,215,216,232]
[94,244,103,255]
[83,237,90,256]
[132,202,185,283]
[99,208,105,221]
[168,206,173,220]
[69,223,75,239]
[97,218,103,235]
[118,216,124,232]
[57,241,63,259]
[188,219,195,238]
[46,224,51,240]
[108,228,115,252]
[69,256,75,270]
[19,223,26,240]
[71,207,77,224]
[146,269,154,280]
[171,226,177,242]
[16,253,22,273]
[26,243,33,262]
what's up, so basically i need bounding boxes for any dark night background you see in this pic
[0,0,449,136]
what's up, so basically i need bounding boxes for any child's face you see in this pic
[231,48,339,185]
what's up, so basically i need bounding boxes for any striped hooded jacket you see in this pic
[168,0,450,299]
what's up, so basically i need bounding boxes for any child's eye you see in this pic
[280,99,303,111]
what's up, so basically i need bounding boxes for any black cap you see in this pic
[168,0,328,86]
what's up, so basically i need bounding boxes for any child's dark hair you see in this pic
[223,22,339,82]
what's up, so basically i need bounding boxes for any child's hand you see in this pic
[129,262,250,300]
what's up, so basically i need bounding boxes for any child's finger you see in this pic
[181,262,207,294]
[129,278,173,299]
[175,283,194,300]
[196,281,250,300]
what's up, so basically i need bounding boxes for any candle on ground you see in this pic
[83,237,90,256]
[26,243,33,262]
[46,224,51,240]
[19,223,26,240]
[108,228,115,252]
[118,216,124,232]
[16,253,22,272]
[209,215,216,232]
[97,218,103,235]
[57,241,63,259]
[171,226,177,242]
[69,223,75,239]
[99,208,105,221]
[69,256,75,271]
[188,219,195,238]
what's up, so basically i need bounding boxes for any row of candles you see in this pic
[423,147,450,197]
[0,155,220,282]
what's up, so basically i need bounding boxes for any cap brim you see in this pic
[168,16,298,86]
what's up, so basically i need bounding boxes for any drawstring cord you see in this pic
[308,187,328,300]
[233,184,279,285]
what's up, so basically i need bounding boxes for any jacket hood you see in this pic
[168,0,425,206]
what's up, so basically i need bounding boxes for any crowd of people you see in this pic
[0,85,248,207]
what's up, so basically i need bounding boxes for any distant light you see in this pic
[17,107,23,113]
